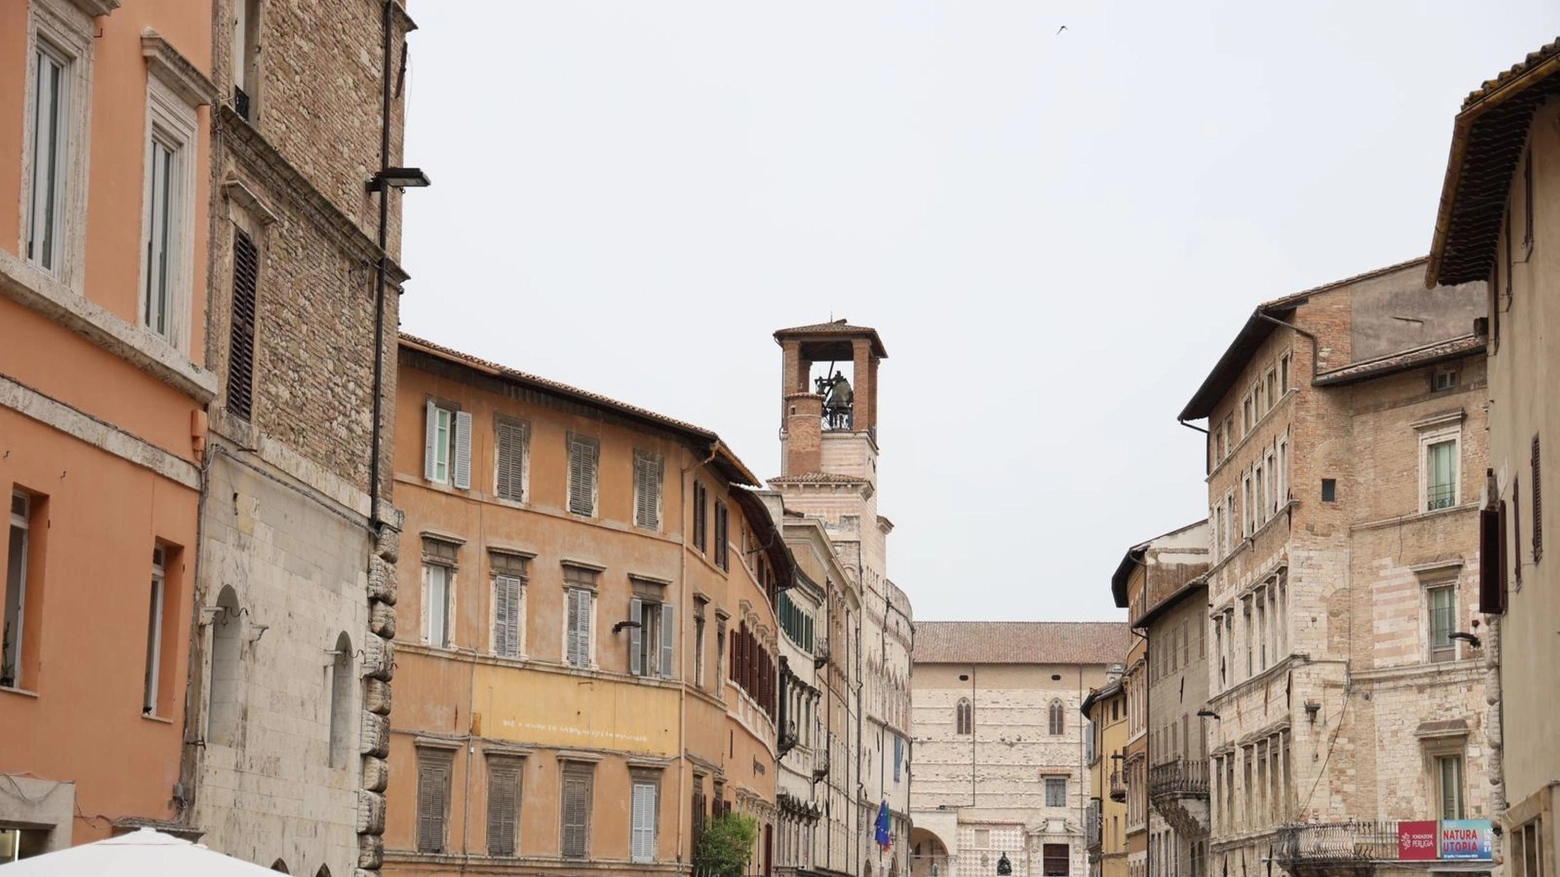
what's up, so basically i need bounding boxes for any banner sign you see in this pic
[1397,821,1438,861]
[1439,820,1493,860]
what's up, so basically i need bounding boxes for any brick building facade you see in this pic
[1178,259,1493,877]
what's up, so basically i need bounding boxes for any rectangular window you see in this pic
[1433,366,1459,392]
[1428,584,1456,663]
[143,138,177,338]
[27,43,69,272]
[561,763,595,859]
[4,493,36,690]
[1224,494,1236,553]
[694,607,707,688]
[631,778,659,863]
[487,756,522,857]
[564,566,597,669]
[1438,755,1464,819]
[1243,474,1254,536]
[1243,394,1254,434]
[424,403,472,489]
[714,501,729,571]
[1265,369,1277,412]
[1279,354,1290,395]
[225,229,258,421]
[1426,438,1459,511]
[629,594,674,678]
[567,434,600,516]
[416,749,455,853]
[693,481,707,552]
[1321,478,1337,503]
[1043,843,1070,876]
[494,416,529,502]
[1254,462,1266,527]
[425,564,452,648]
[143,545,167,715]
[139,71,198,349]
[232,0,260,118]
[1534,435,1544,563]
[491,553,528,658]
[1045,777,1067,807]
[635,451,663,529]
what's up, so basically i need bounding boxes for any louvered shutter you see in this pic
[495,418,527,501]
[226,229,258,421]
[635,455,653,528]
[494,575,521,657]
[631,783,656,862]
[566,589,581,667]
[630,597,644,676]
[487,762,519,856]
[453,411,473,489]
[1534,436,1544,561]
[417,757,449,852]
[424,401,439,481]
[1481,499,1506,614]
[562,768,591,858]
[660,603,674,678]
[569,437,596,515]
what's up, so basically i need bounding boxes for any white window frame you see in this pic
[423,563,454,648]
[5,493,33,690]
[144,545,167,715]
[1044,775,1068,808]
[1425,580,1458,664]
[1419,426,1462,513]
[20,0,94,288]
[1436,753,1465,820]
[137,72,199,351]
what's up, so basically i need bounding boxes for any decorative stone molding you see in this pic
[361,757,389,793]
[355,790,385,835]
[360,712,389,759]
[64,0,118,16]
[363,677,392,715]
[221,176,280,226]
[361,636,394,681]
[141,31,216,107]
[367,556,397,605]
[368,602,396,640]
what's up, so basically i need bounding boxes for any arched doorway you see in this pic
[910,827,951,877]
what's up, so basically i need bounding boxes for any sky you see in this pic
[399,1,1560,623]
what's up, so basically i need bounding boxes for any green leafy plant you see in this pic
[694,811,759,877]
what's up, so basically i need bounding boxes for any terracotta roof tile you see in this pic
[1461,36,1560,110]
[913,621,1131,666]
[1312,334,1484,386]
[772,320,889,357]
[768,472,867,484]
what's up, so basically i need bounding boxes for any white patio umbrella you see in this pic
[0,827,281,875]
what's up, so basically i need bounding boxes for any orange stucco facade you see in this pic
[385,337,782,876]
[0,0,216,853]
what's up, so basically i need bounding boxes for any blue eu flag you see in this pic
[875,800,891,849]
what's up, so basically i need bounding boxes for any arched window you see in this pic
[270,860,289,874]
[328,631,354,768]
[207,586,243,746]
[1048,699,1065,736]
[955,698,973,735]
[315,867,332,877]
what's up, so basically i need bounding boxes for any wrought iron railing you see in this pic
[1150,759,1209,798]
[1427,483,1457,511]
[1109,771,1126,802]
[233,86,251,121]
[1276,822,1400,866]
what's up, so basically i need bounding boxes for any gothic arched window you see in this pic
[955,698,973,735]
[1048,699,1065,736]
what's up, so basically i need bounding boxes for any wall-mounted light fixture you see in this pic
[612,620,644,635]
[1304,699,1321,723]
[366,167,431,192]
[1449,631,1482,649]
[247,624,270,644]
[1196,709,1221,720]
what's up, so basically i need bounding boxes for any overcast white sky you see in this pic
[399,1,1560,623]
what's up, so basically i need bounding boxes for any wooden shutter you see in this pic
[487,760,520,856]
[629,597,644,676]
[494,575,521,658]
[1481,496,1507,614]
[714,503,728,569]
[226,229,258,421]
[417,753,451,853]
[635,453,659,529]
[561,766,592,858]
[631,782,656,862]
[568,436,597,516]
[1534,435,1544,562]
[693,482,706,551]
[453,411,473,489]
[424,400,439,481]
[660,603,674,678]
[495,418,526,501]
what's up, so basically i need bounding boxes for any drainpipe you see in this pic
[1254,313,1320,382]
[177,442,221,823]
[1486,614,1506,877]
[367,0,393,530]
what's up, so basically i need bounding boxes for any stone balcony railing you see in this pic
[1109,771,1126,802]
[1149,759,1209,800]
[1276,822,1400,867]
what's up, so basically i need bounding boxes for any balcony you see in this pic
[813,637,830,669]
[1150,760,1209,839]
[812,746,829,781]
[1109,771,1126,803]
[1276,822,1399,869]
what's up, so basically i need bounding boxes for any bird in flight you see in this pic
[1056,25,1067,34]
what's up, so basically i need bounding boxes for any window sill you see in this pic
[0,685,39,699]
[142,712,174,724]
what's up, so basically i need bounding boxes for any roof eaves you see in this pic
[1133,575,1209,631]
[1312,334,1486,387]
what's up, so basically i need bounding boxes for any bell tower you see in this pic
[772,320,887,481]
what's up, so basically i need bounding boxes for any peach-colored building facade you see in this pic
[384,336,783,876]
[0,0,217,855]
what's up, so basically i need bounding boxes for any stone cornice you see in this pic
[64,0,118,17]
[140,31,216,107]
[216,105,410,286]
[0,248,219,402]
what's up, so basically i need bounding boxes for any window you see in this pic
[955,698,972,735]
[1254,461,1266,527]
[1425,437,1459,511]
[486,756,523,857]
[1043,843,1070,876]
[1265,369,1277,412]
[1427,584,1456,663]
[713,501,729,571]
[692,481,708,552]
[232,0,260,119]
[1243,474,1254,535]
[140,74,198,349]
[1242,394,1254,434]
[631,775,659,863]
[1279,354,1290,395]
[4,492,41,690]
[1045,777,1067,807]
[226,229,259,420]
[27,41,70,273]
[634,451,663,529]
[424,402,472,489]
[1433,366,1459,392]
[416,748,455,853]
[1321,478,1337,503]
[328,632,354,768]
[421,537,459,648]
[561,762,595,859]
[143,545,168,715]
[494,416,529,502]
[1534,435,1544,563]
[567,434,600,516]
[563,566,597,669]
[693,604,707,688]
[630,590,674,678]
[491,552,528,659]
[1437,755,1464,819]
[1048,699,1065,736]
